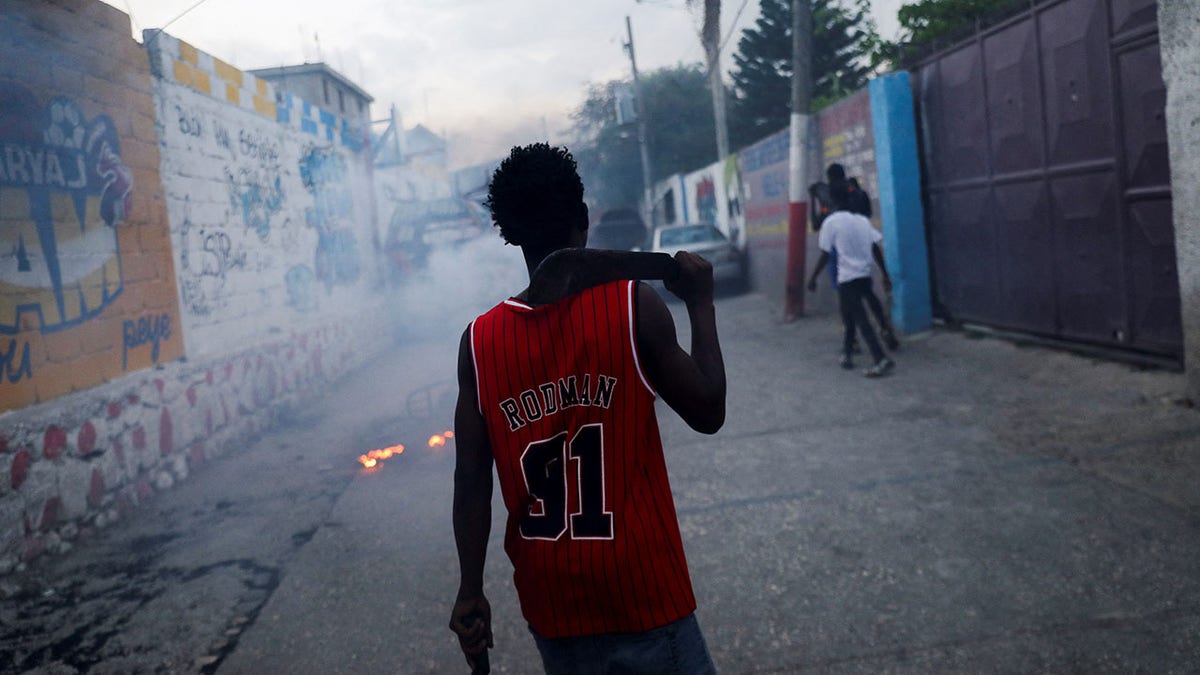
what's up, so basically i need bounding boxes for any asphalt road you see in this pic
[3,290,1199,674]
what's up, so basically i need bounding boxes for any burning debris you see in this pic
[355,431,453,469]
[357,444,405,469]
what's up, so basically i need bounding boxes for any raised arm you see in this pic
[449,327,494,671]
[636,252,726,435]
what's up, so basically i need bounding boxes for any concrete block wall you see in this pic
[0,0,185,410]
[0,1,392,571]
[1161,0,1200,399]
[146,31,383,360]
[660,85,933,328]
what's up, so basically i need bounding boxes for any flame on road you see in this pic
[356,430,454,469]
[358,444,405,469]
[428,430,455,449]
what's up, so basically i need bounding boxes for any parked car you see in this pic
[645,223,748,292]
[589,208,647,251]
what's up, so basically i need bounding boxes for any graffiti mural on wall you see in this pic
[818,90,878,221]
[223,125,285,241]
[298,145,360,293]
[694,176,718,225]
[739,129,790,242]
[177,198,247,316]
[227,168,284,241]
[0,84,132,388]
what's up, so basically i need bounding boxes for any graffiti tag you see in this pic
[0,339,32,383]
[226,167,284,241]
[213,121,234,156]
[0,144,88,189]
[122,313,171,370]
[176,105,202,137]
[238,129,279,164]
[178,201,249,317]
[299,146,360,291]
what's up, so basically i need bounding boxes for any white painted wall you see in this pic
[153,80,381,360]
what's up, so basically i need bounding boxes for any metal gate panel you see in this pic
[1039,0,1115,167]
[1111,0,1158,35]
[1050,171,1126,342]
[916,0,1179,358]
[985,20,1045,174]
[934,187,997,322]
[1126,199,1183,349]
[1118,44,1170,188]
[994,181,1057,332]
[917,61,943,181]
[938,45,990,180]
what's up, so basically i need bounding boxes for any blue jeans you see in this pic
[529,613,717,674]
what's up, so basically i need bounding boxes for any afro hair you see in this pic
[485,143,585,248]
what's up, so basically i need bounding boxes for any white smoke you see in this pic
[387,231,527,343]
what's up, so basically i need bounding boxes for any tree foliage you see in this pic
[896,0,1024,47]
[727,0,879,148]
[571,64,717,213]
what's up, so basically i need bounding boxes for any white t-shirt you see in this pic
[818,210,882,284]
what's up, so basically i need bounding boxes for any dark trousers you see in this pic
[838,277,885,362]
[861,285,890,335]
[530,613,716,675]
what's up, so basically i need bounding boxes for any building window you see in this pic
[323,79,330,105]
[338,88,345,113]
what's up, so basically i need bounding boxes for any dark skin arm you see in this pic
[449,328,494,671]
[807,251,830,292]
[872,243,893,293]
[637,251,726,434]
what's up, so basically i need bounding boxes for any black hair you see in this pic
[829,181,851,211]
[826,163,846,184]
[485,143,586,249]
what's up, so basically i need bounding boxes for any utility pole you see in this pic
[785,0,813,320]
[698,0,729,162]
[625,16,656,226]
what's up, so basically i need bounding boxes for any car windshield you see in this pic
[658,224,725,248]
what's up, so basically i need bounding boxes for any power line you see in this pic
[145,0,216,47]
[719,0,753,53]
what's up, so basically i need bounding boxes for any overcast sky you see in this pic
[102,0,904,168]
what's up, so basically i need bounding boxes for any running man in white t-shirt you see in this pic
[806,183,896,377]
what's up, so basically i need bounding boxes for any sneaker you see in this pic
[864,357,895,378]
[881,329,900,351]
[840,354,854,370]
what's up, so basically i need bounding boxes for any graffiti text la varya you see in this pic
[0,144,88,189]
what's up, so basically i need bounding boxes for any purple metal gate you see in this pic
[915,0,1181,357]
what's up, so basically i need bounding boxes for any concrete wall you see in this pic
[1160,0,1200,399]
[0,1,391,571]
[677,88,900,320]
[147,32,381,360]
[0,1,185,411]
[739,129,791,311]
[870,73,932,334]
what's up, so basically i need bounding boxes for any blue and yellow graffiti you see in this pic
[1,86,130,337]
[299,145,360,291]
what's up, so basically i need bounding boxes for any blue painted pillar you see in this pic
[869,72,932,334]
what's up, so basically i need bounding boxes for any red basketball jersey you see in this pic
[469,279,696,638]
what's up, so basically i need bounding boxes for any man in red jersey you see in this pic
[449,143,726,674]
